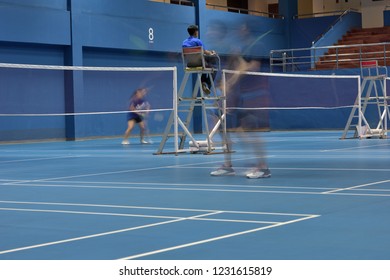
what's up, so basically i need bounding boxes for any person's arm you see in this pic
[129,101,136,111]
[204,49,216,56]
[197,38,216,56]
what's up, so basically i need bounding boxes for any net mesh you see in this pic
[0,63,176,141]
[221,70,361,131]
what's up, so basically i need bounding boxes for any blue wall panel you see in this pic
[0,0,67,9]
[312,11,362,59]
[73,0,194,53]
[0,4,70,45]
[201,9,286,58]
[74,14,190,52]
[0,43,65,65]
[384,10,390,26]
[291,16,338,48]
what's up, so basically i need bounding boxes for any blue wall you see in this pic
[312,11,362,60]
[291,16,339,49]
[0,1,70,46]
[384,10,390,26]
[201,9,286,58]
[0,0,70,141]
[0,0,347,142]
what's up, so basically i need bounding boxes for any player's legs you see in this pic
[122,119,136,144]
[138,121,148,144]
[239,118,270,179]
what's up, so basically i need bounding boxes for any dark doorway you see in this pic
[268,3,279,18]
[227,0,248,14]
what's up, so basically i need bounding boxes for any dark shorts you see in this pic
[127,113,144,123]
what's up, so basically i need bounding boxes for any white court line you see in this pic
[322,179,390,194]
[2,158,390,196]
[182,166,390,172]
[1,182,325,195]
[59,181,383,193]
[0,158,243,183]
[0,155,88,164]
[119,214,319,260]
[0,211,220,256]
[0,207,278,225]
[4,181,390,197]
[323,192,390,197]
[321,143,390,152]
[0,207,186,220]
[0,204,317,257]
[0,200,315,217]
[0,179,22,182]
[3,181,335,191]
[0,155,270,184]
[270,155,390,159]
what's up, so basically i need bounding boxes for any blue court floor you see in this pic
[0,131,389,260]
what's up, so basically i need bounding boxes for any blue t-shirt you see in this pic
[182,36,205,48]
[127,97,148,120]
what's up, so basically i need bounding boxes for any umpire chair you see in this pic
[156,46,229,154]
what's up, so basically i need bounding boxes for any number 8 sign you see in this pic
[148,28,154,43]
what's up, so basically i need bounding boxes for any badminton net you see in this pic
[0,63,176,142]
[220,69,361,131]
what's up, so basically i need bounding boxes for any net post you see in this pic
[357,75,362,138]
[222,69,227,146]
[172,66,179,154]
[385,76,388,137]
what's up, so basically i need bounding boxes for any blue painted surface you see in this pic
[384,10,390,26]
[311,11,362,62]
[0,3,70,45]
[0,131,389,259]
[201,8,285,57]
[291,16,338,48]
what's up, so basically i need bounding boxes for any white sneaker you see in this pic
[121,140,130,145]
[210,166,235,176]
[140,139,149,144]
[246,168,271,179]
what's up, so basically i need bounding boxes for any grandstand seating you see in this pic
[316,26,390,70]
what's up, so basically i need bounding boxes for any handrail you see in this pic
[171,0,194,6]
[294,9,350,19]
[312,8,359,46]
[206,3,284,19]
[152,0,194,6]
[270,42,390,72]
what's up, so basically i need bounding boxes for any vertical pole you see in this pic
[358,76,362,138]
[222,70,228,151]
[173,67,179,154]
[384,75,388,137]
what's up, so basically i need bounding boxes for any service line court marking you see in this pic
[0,201,319,259]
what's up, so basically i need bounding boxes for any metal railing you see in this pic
[293,9,357,19]
[311,9,359,46]
[150,0,284,17]
[206,3,284,19]
[270,42,390,72]
[150,0,194,6]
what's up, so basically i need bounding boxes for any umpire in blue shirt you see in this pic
[182,24,218,94]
